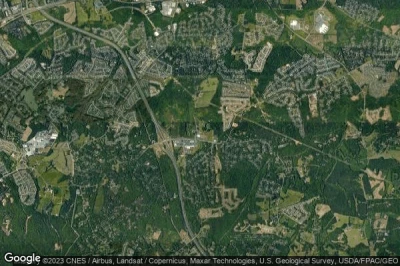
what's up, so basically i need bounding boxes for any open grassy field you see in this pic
[29,11,46,23]
[93,185,105,214]
[344,227,368,248]
[331,213,364,231]
[76,0,112,27]
[28,153,70,216]
[195,77,219,108]
[44,142,74,176]
[76,2,89,26]
[278,189,304,209]
[21,88,38,111]
[72,133,90,148]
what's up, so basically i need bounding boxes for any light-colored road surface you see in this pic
[33,1,207,255]
[0,0,72,28]
[113,0,164,4]
[109,5,156,29]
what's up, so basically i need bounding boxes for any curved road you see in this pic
[0,0,72,28]
[109,6,156,30]
[33,1,207,255]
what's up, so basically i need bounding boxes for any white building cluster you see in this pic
[23,130,58,156]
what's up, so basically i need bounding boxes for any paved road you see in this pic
[109,5,156,29]
[0,0,72,28]
[33,2,207,255]
[113,0,165,4]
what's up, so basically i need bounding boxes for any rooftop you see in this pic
[314,12,330,34]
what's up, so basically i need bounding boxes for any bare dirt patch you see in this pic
[381,106,392,121]
[214,154,222,175]
[365,106,392,125]
[365,168,385,200]
[315,204,331,218]
[152,143,164,158]
[217,185,243,213]
[365,109,380,125]
[296,155,313,181]
[52,86,69,99]
[395,60,400,71]
[255,224,277,235]
[54,243,62,251]
[365,168,384,181]
[296,0,307,10]
[382,25,391,35]
[152,230,161,241]
[21,126,32,142]
[344,227,368,248]
[199,207,224,220]
[2,219,11,236]
[345,121,361,140]
[308,93,318,118]
[63,2,76,24]
[382,24,400,35]
[351,94,359,101]
[391,25,400,35]
[179,229,190,244]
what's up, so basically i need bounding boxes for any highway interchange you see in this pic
[29,0,207,256]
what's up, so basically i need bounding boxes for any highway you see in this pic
[33,1,207,255]
[0,0,72,28]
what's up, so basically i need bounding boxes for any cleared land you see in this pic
[28,148,71,216]
[365,106,392,125]
[63,2,77,25]
[363,131,400,162]
[76,0,112,26]
[76,2,88,26]
[195,77,218,108]
[315,204,331,218]
[21,127,32,142]
[22,89,38,111]
[344,227,368,248]
[29,11,46,23]
[93,185,105,214]
[52,86,69,99]
[44,142,74,176]
[278,189,304,209]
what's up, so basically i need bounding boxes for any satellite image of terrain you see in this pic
[0,0,400,258]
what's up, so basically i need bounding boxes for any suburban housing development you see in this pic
[0,0,399,258]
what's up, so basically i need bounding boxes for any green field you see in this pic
[22,88,38,111]
[278,189,304,209]
[195,77,219,108]
[93,185,105,214]
[28,154,70,216]
[29,11,46,23]
[76,2,89,26]
[76,0,113,27]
